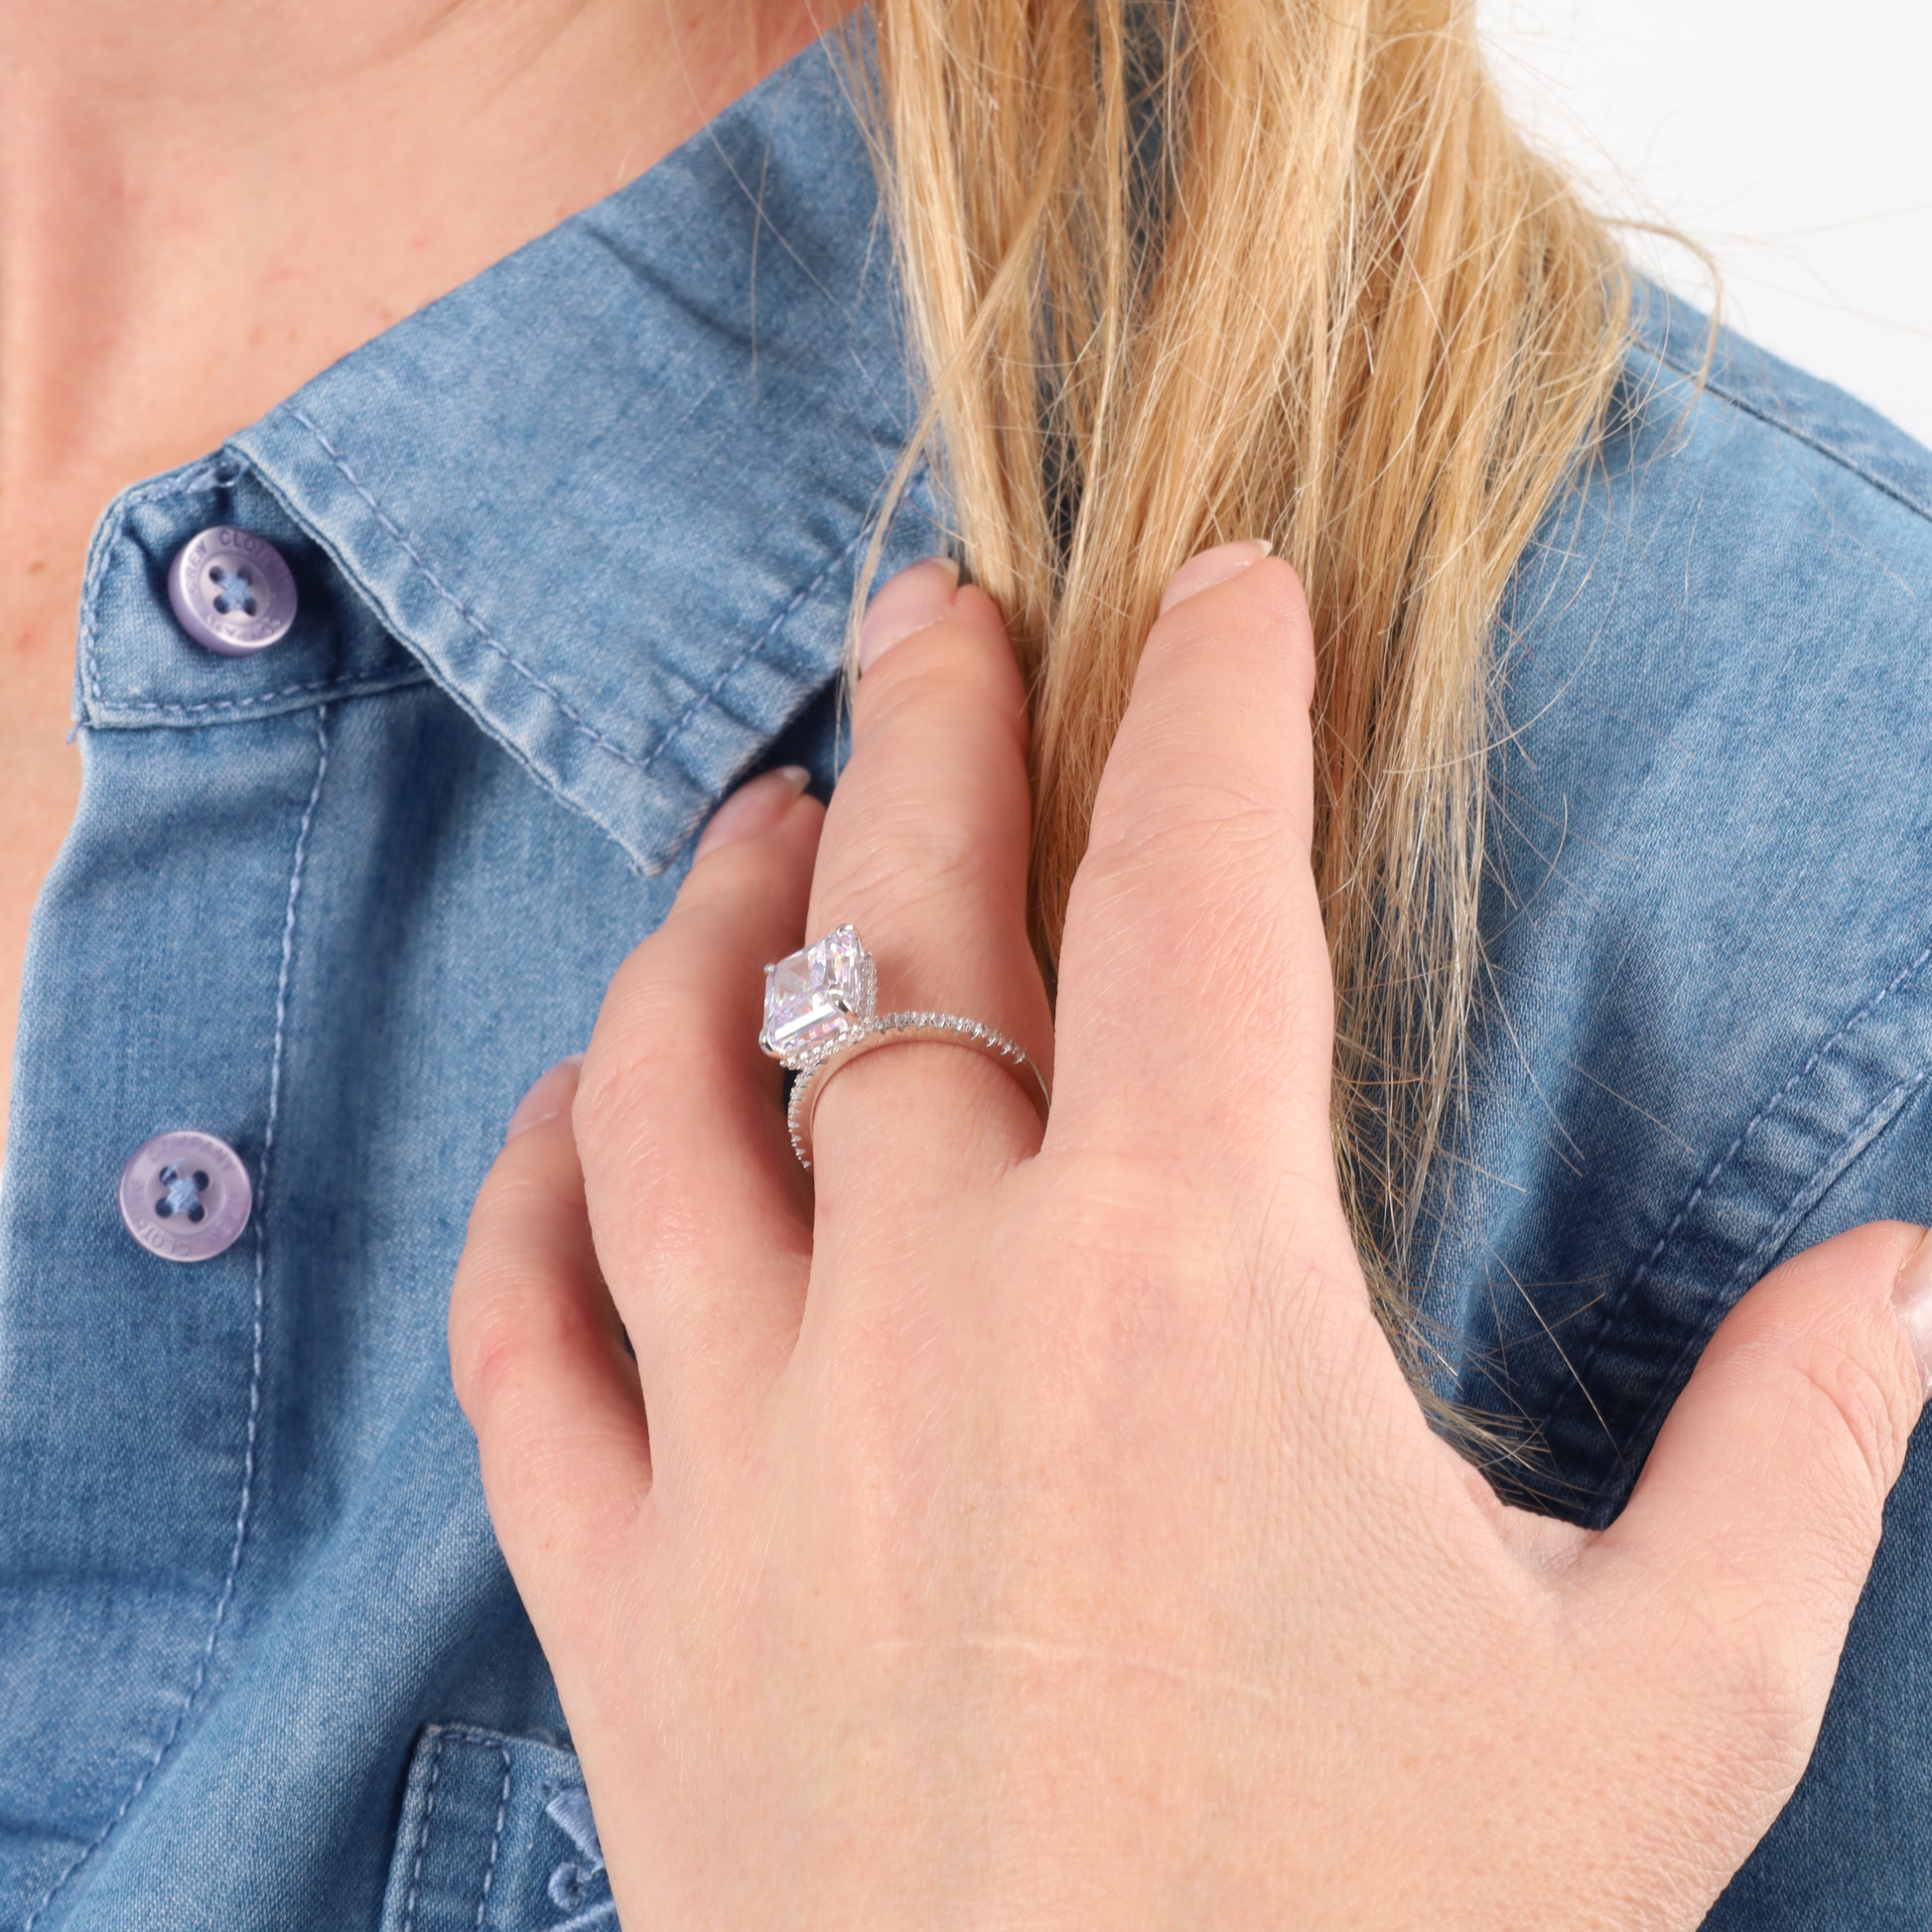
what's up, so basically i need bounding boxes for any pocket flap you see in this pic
[380,1725,617,1932]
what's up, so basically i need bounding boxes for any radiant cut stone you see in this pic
[761,924,873,1059]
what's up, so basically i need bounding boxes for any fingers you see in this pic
[571,766,823,1470]
[801,560,1052,1202]
[1592,1219,1927,1736]
[450,1059,650,1632]
[1051,547,1333,1194]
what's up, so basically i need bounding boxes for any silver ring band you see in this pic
[760,924,1048,1171]
[784,1012,1050,1172]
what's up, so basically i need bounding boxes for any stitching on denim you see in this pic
[639,461,932,863]
[20,706,331,1932]
[1564,935,1932,1412]
[1605,1061,1932,1484]
[1645,330,1932,528]
[475,1742,513,1930]
[401,1728,451,1932]
[282,406,650,768]
[1565,1057,1932,1529]
[77,464,234,718]
[280,401,895,805]
[549,1903,621,1932]
[630,517,872,782]
[1735,1077,1932,1283]
[105,671,425,719]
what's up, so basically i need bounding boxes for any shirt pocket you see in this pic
[379,1725,617,1932]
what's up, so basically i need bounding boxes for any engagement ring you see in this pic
[760,925,1049,1170]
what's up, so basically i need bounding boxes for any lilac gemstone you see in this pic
[762,924,871,1057]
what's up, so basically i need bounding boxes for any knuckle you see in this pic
[1025,1146,1241,1301]
[1629,1564,1819,1771]
[1678,1601,1834,1796]
[1718,1621,1815,1755]
[1075,823,1268,938]
[453,1286,532,1426]
[453,1231,615,1432]
[574,1037,734,1246]
[576,1023,720,1148]
[1074,789,1308,957]
[1089,776,1298,864]
[450,1250,546,1426]
[831,821,1017,926]
[581,932,746,1142]
[1067,831,1314,1016]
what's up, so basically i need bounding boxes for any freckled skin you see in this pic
[0,0,839,1155]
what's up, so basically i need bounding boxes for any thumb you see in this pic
[1596,1220,1929,1717]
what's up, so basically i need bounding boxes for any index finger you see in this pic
[1048,548,1333,1189]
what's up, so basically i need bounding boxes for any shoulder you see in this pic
[1623,281,1932,530]
[1431,283,1932,1523]
[1506,281,1932,709]
[1488,286,1932,945]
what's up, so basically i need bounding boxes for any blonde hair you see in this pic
[855,0,1629,1382]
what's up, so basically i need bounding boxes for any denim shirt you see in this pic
[3,34,1930,1932]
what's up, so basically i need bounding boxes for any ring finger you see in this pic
[798,558,1051,1213]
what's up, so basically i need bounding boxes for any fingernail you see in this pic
[1894,1227,1932,1398]
[694,764,811,861]
[505,1054,585,1142]
[1157,538,1274,616]
[858,556,961,672]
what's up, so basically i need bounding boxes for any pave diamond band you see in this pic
[760,924,1048,1171]
[782,1011,1051,1172]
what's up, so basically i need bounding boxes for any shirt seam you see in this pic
[396,1725,520,1932]
[275,403,897,810]
[78,462,233,722]
[1611,1057,1932,1482]
[400,1730,449,1932]
[1563,935,1932,1423]
[1644,335,1932,530]
[474,1740,513,1932]
[95,668,428,721]
[281,405,657,770]
[21,710,332,1931]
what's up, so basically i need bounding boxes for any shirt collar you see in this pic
[232,36,938,874]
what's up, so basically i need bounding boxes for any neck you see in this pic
[0,0,832,606]
[0,0,836,1161]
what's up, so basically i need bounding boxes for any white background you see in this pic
[1478,0,1932,448]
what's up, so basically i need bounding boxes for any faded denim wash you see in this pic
[2,31,1930,1932]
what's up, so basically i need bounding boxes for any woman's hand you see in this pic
[450,547,1931,1930]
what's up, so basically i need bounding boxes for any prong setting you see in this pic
[759,923,877,1069]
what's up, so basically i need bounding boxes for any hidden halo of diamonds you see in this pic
[759,924,1051,1172]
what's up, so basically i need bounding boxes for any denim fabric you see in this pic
[1,27,1928,1930]
[1417,289,1932,1923]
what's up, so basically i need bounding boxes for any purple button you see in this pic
[168,526,298,656]
[118,1131,253,1263]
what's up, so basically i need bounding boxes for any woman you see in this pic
[4,0,1929,1925]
